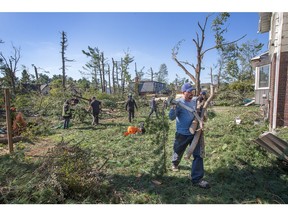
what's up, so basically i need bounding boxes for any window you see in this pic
[258,65,270,88]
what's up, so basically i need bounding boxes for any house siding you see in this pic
[269,13,280,55]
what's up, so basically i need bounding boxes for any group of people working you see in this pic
[62,96,102,129]
[62,83,210,189]
[124,94,168,122]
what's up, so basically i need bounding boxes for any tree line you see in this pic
[1,13,265,100]
[0,32,169,97]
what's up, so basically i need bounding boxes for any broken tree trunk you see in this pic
[185,84,214,160]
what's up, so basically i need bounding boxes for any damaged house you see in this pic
[251,12,288,131]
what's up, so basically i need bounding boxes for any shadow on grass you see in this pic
[107,161,288,204]
[1,152,287,204]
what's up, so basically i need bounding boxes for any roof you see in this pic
[258,12,272,33]
[251,51,270,68]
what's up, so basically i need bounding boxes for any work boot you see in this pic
[192,179,210,189]
[171,164,179,172]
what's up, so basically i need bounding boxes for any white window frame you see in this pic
[255,64,270,90]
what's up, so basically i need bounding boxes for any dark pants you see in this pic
[63,117,70,129]
[92,112,99,125]
[148,108,158,118]
[128,109,135,123]
[172,132,204,183]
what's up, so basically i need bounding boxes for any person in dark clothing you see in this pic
[89,96,102,125]
[62,99,73,129]
[148,97,158,118]
[125,94,138,123]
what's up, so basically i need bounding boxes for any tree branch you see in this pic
[172,56,197,84]
[201,34,247,57]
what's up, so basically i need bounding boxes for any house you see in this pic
[40,84,50,95]
[130,80,168,96]
[253,12,288,130]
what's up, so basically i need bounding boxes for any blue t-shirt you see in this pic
[169,97,197,135]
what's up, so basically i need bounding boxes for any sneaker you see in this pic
[192,179,210,189]
[171,165,179,172]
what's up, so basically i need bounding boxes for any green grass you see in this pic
[0,105,287,204]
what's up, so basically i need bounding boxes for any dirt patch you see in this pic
[0,137,56,158]
[25,138,56,158]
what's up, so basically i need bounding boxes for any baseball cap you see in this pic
[200,91,206,95]
[181,83,195,92]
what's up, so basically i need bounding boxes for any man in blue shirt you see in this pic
[169,83,210,189]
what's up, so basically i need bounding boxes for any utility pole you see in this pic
[4,88,13,153]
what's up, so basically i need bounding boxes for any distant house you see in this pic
[130,80,168,95]
[253,12,288,130]
[40,84,50,95]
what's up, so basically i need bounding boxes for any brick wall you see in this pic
[279,52,288,126]
[270,52,288,127]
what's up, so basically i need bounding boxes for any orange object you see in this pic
[124,126,142,136]
[12,112,27,135]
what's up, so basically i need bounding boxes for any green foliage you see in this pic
[1,98,287,204]
[144,116,170,177]
[214,81,254,106]
[22,116,55,138]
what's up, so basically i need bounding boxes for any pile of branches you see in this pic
[33,138,116,203]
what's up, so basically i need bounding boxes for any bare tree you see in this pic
[172,13,245,94]
[107,64,111,94]
[147,67,156,81]
[60,31,74,90]
[100,52,106,93]
[0,44,21,95]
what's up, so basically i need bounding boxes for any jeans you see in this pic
[172,132,204,183]
[63,117,70,129]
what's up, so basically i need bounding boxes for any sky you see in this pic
[0,1,274,84]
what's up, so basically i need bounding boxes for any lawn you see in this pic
[0,105,287,204]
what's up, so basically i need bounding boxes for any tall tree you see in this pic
[156,63,168,83]
[82,46,101,90]
[81,46,109,92]
[134,62,145,81]
[60,31,74,90]
[0,44,21,95]
[120,51,134,94]
[146,67,155,81]
[172,13,245,94]
[100,52,106,93]
[20,68,31,84]
[221,39,264,82]
[31,64,39,84]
